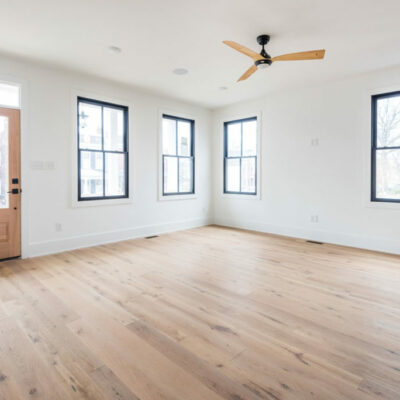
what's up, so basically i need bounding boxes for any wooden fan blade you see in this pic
[272,49,325,62]
[237,65,258,82]
[223,41,265,61]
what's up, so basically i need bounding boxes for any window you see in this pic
[77,97,128,201]
[0,82,20,108]
[224,117,257,195]
[162,114,194,195]
[371,91,400,203]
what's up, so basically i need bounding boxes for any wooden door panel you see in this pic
[0,108,20,259]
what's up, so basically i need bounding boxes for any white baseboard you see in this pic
[27,217,213,258]
[214,217,400,256]
[26,215,400,258]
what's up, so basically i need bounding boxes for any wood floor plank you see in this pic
[127,319,261,400]
[0,317,74,399]
[0,371,23,400]
[0,225,399,399]
[67,317,225,400]
[89,365,141,400]
[39,274,223,400]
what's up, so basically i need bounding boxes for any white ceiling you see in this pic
[1,0,400,108]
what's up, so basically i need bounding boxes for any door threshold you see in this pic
[0,256,20,262]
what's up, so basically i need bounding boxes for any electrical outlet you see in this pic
[45,161,55,170]
[30,161,44,170]
[311,138,319,146]
[310,215,319,223]
[55,223,62,232]
[30,161,55,170]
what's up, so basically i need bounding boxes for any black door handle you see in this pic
[7,188,20,194]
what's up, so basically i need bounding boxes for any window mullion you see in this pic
[78,149,81,199]
[101,106,105,197]
[240,121,243,158]
[255,155,257,195]
[240,122,243,193]
[373,99,378,149]
[224,124,227,158]
[375,146,400,150]
[191,121,194,193]
[239,157,242,193]
[223,156,226,193]
[162,154,165,195]
[176,120,180,193]
[177,156,180,194]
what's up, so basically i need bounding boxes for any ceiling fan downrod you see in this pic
[256,34,272,68]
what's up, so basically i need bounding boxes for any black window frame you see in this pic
[77,96,129,201]
[371,91,400,203]
[162,114,195,196]
[224,117,258,195]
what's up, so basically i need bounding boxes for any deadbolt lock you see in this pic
[7,188,20,194]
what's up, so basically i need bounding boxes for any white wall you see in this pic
[212,65,400,255]
[0,55,212,257]
[2,52,400,258]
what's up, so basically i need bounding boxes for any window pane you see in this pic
[226,158,240,192]
[0,83,20,108]
[0,116,9,208]
[79,102,102,150]
[80,151,103,197]
[179,158,193,193]
[242,120,257,156]
[104,107,124,151]
[105,153,126,196]
[163,118,176,155]
[376,149,400,200]
[241,157,256,193]
[227,123,241,157]
[178,121,191,156]
[164,156,178,193]
[377,96,400,147]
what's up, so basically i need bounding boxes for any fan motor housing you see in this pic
[255,59,272,68]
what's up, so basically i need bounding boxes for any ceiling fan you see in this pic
[223,35,325,82]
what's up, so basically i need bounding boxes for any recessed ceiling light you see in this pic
[108,45,122,54]
[173,68,188,75]
[219,86,228,91]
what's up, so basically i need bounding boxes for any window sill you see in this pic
[365,200,400,210]
[222,193,260,201]
[71,197,133,208]
[158,194,197,202]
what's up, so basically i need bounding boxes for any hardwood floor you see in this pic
[0,225,400,400]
